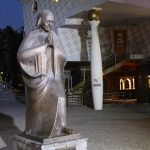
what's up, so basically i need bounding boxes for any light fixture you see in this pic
[53,0,60,3]
[88,7,102,21]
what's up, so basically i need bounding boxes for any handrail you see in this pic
[102,42,150,71]
[104,91,137,101]
[102,50,127,71]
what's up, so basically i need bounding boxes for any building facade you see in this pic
[21,0,150,104]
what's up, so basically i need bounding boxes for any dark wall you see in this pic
[137,63,150,103]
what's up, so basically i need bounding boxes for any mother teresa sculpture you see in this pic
[17,10,69,138]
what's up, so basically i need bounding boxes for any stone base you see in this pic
[13,133,88,150]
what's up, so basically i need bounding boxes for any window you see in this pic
[120,76,135,90]
[147,75,150,88]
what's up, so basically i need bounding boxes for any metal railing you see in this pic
[65,43,150,105]
[66,91,83,106]
[103,91,137,103]
[102,50,128,71]
[102,42,150,72]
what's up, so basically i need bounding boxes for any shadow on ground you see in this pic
[0,113,21,149]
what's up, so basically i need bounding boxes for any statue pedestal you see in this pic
[13,133,88,150]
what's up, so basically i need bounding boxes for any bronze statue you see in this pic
[17,10,68,138]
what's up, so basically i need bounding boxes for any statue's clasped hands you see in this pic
[45,33,54,48]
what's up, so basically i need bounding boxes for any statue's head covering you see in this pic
[36,10,54,28]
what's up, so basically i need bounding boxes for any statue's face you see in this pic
[41,20,54,32]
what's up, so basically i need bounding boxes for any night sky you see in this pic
[0,0,23,30]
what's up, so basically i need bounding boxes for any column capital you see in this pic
[88,8,102,21]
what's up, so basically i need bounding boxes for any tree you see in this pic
[0,26,23,87]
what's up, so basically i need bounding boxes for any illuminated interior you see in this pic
[120,76,135,90]
[147,75,150,88]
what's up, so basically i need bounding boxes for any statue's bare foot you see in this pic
[62,127,75,135]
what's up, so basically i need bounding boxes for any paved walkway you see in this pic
[0,88,150,150]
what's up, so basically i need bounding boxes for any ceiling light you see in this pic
[53,0,60,3]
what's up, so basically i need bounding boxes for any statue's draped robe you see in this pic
[17,29,67,138]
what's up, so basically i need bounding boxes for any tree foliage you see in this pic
[0,26,23,87]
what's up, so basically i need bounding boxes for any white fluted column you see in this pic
[88,9,103,110]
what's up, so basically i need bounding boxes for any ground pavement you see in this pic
[0,88,150,150]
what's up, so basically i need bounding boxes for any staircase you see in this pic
[66,50,145,106]
[103,50,128,75]
[67,90,83,106]
[66,72,92,106]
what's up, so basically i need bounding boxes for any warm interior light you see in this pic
[120,76,135,90]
